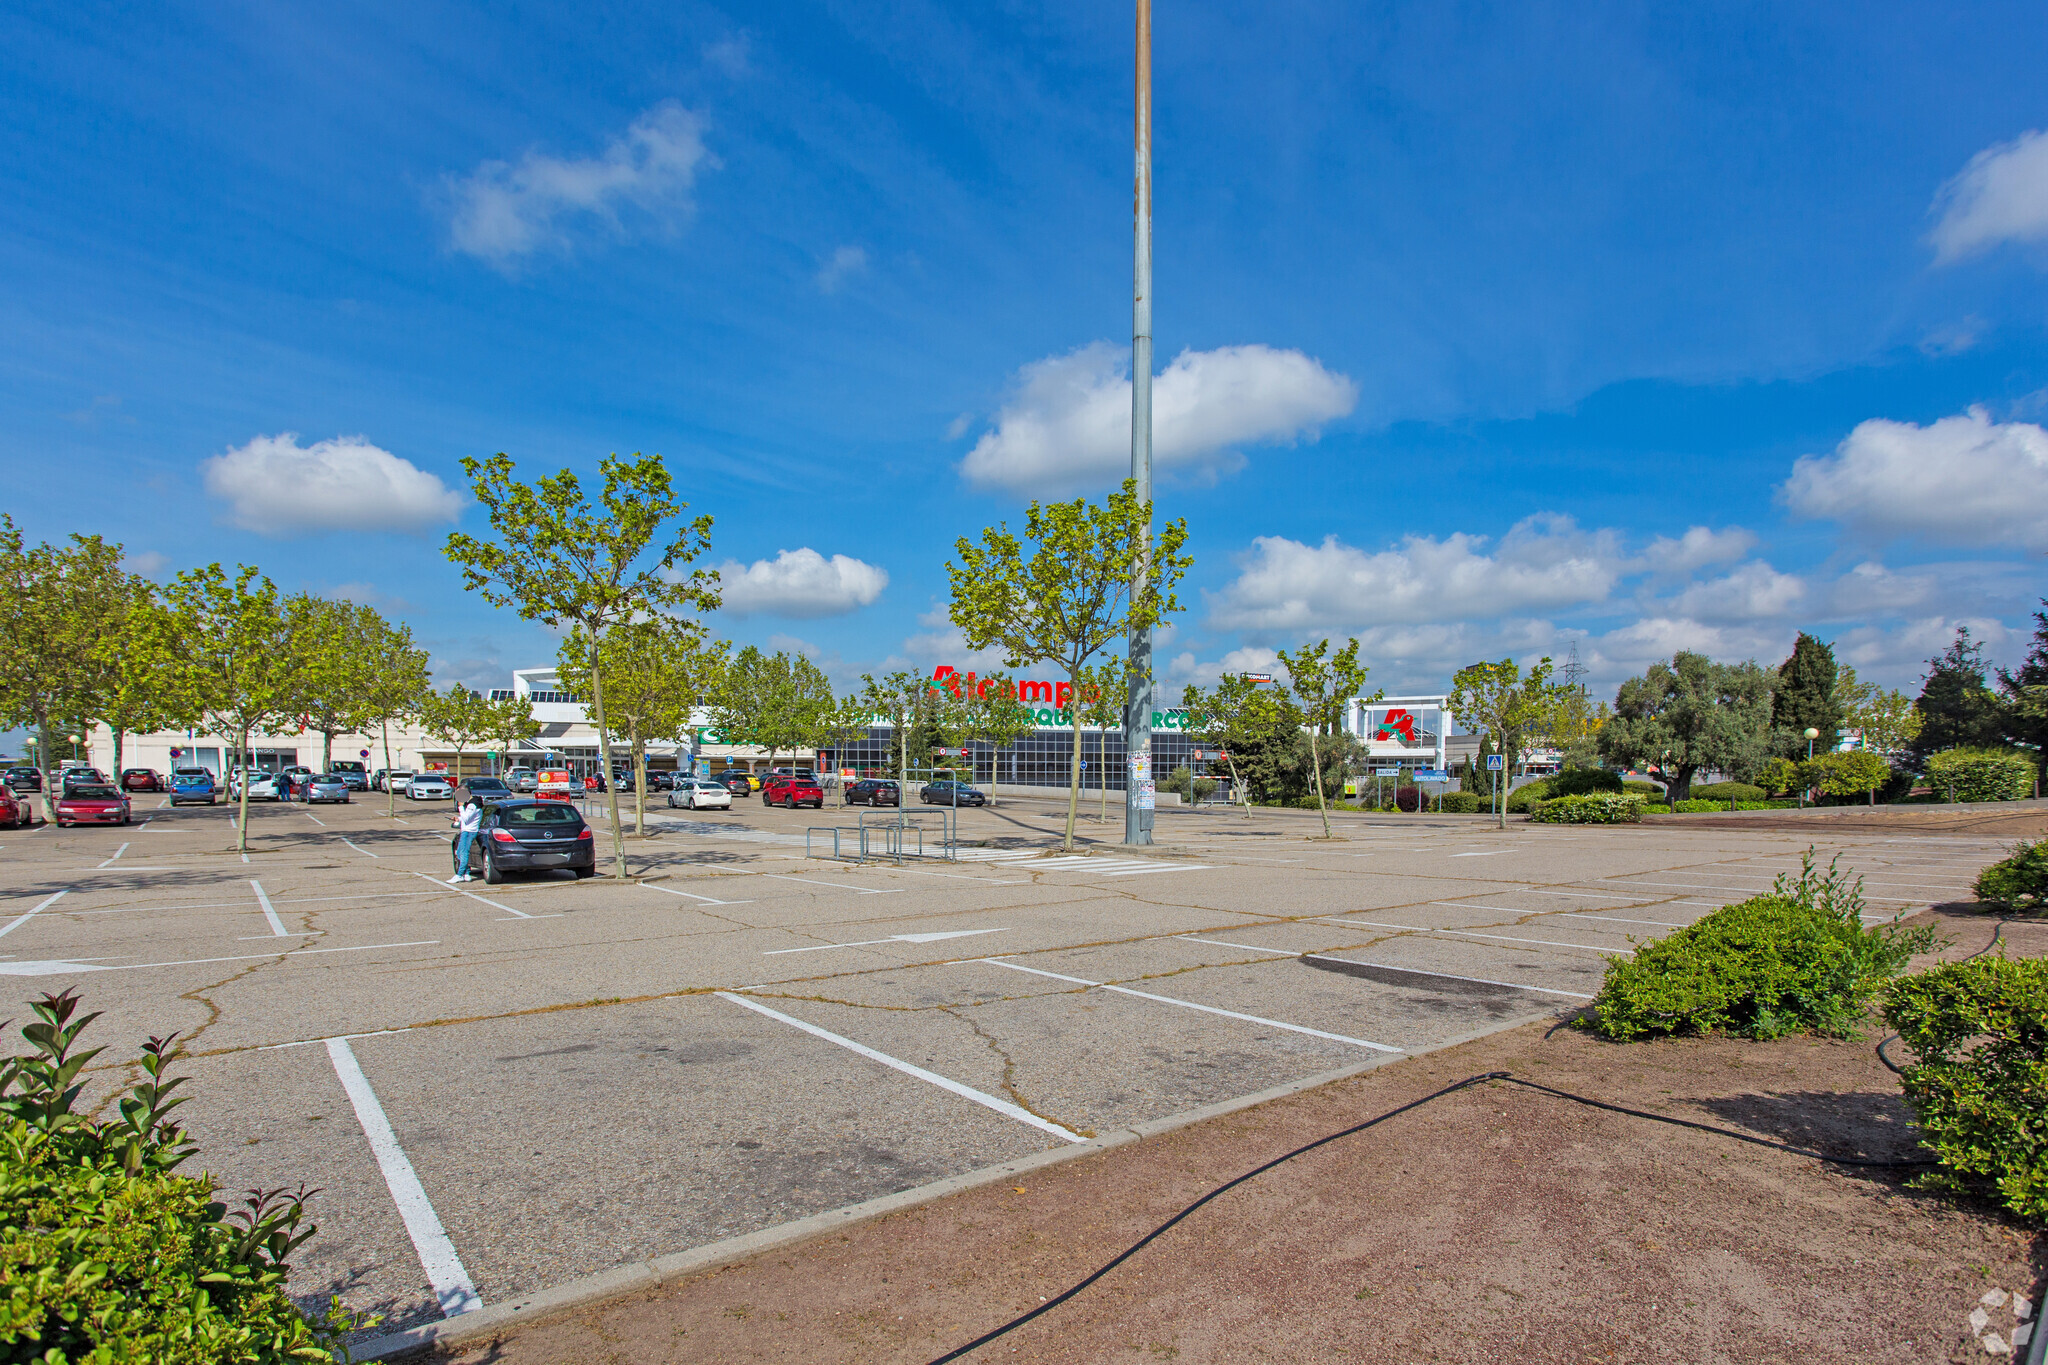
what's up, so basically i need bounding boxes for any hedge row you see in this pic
[1528,793,1644,824]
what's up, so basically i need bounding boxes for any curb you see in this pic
[355,1007,1558,1361]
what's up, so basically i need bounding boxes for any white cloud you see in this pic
[201,434,463,536]
[945,412,974,440]
[331,581,416,613]
[714,548,887,617]
[1834,616,2015,679]
[444,103,711,266]
[1781,407,2048,549]
[815,245,867,293]
[1640,525,1756,575]
[1825,561,1937,616]
[961,342,1357,495]
[703,35,751,77]
[122,550,169,576]
[1668,561,1806,624]
[1930,129,2048,262]
[1208,516,1622,635]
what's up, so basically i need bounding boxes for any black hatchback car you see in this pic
[919,780,987,806]
[466,799,597,883]
[845,778,900,806]
[6,767,41,792]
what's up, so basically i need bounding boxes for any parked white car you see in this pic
[406,773,454,800]
[666,778,733,811]
[230,771,284,801]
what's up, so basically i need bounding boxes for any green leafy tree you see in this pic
[1450,656,1558,828]
[0,518,135,812]
[1847,686,1923,762]
[445,452,719,879]
[1074,663,1128,821]
[1541,684,1610,771]
[1802,749,1891,804]
[946,480,1191,849]
[858,671,926,782]
[154,566,306,853]
[706,646,836,781]
[1275,639,1378,838]
[1771,632,1842,748]
[95,572,199,782]
[956,672,1040,809]
[285,596,390,774]
[361,619,432,819]
[1598,652,1774,805]
[814,690,878,805]
[2000,601,2048,752]
[1913,627,2005,760]
[421,684,498,796]
[559,619,716,834]
[483,692,543,773]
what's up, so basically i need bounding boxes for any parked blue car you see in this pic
[168,768,216,806]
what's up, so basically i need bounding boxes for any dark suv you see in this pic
[845,778,900,806]
[761,774,825,809]
[465,799,596,883]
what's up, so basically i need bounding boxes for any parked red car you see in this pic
[121,767,162,792]
[761,774,825,809]
[55,783,131,827]
[0,785,32,829]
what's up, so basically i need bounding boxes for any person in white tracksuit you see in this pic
[450,798,483,882]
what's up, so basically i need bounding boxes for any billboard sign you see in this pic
[1361,703,1443,756]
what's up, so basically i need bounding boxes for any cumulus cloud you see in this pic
[201,434,463,536]
[122,550,169,576]
[1668,562,1806,624]
[961,342,1357,495]
[443,103,711,266]
[714,548,888,617]
[1208,516,1622,635]
[1930,129,2048,262]
[1640,525,1756,575]
[815,245,868,293]
[1781,407,2048,548]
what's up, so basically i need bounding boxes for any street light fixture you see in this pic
[1801,727,1820,808]
[67,733,80,762]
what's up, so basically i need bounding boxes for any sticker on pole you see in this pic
[1486,754,1505,771]
[1136,780,1155,810]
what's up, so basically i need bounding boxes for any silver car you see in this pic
[300,773,352,804]
[506,768,539,793]
[405,774,454,800]
[666,778,733,811]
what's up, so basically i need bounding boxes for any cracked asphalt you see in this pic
[0,788,2006,1345]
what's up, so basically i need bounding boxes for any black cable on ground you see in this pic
[925,1069,1930,1364]
[1877,915,2010,1075]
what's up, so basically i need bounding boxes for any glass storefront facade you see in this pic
[820,725,1205,791]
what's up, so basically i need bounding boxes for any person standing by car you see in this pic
[449,796,483,883]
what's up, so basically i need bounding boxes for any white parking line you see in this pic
[644,883,756,907]
[1559,912,1688,928]
[761,873,903,895]
[1450,850,1511,858]
[407,871,533,918]
[326,1038,482,1317]
[974,958,1402,1052]
[252,880,288,936]
[764,928,1010,956]
[0,890,68,940]
[1591,877,1932,904]
[1315,918,1633,955]
[716,991,1084,1143]
[0,940,442,976]
[340,838,379,858]
[1301,955,1595,1000]
[1174,935,1297,956]
[304,813,326,827]
[96,842,130,868]
[1100,863,1210,878]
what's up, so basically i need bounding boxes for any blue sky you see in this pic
[8,0,2048,708]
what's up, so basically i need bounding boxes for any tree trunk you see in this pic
[1226,753,1250,818]
[236,724,251,854]
[1308,727,1332,837]
[111,728,124,786]
[322,730,333,774]
[587,662,628,878]
[1098,728,1107,824]
[382,720,396,819]
[631,721,647,836]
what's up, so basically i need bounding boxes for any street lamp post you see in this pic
[67,733,80,763]
[1802,726,1819,808]
[1123,0,1156,848]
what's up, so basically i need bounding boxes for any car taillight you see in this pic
[576,827,593,839]
[490,829,517,842]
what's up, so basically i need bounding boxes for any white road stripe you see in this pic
[764,928,1010,956]
[304,812,326,827]
[1315,917,1632,955]
[0,890,68,940]
[975,958,1402,1053]
[1174,935,1298,956]
[252,880,288,936]
[761,873,903,895]
[0,940,442,976]
[644,883,755,907]
[408,871,532,918]
[1100,863,1211,877]
[96,842,130,868]
[1301,955,1595,1000]
[340,838,379,858]
[1450,850,1511,858]
[1559,912,1688,928]
[326,1038,482,1317]
[716,991,1083,1142]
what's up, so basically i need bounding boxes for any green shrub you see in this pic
[1622,780,1664,798]
[1584,851,1939,1042]
[1973,839,2048,914]
[1923,748,2036,802]
[1756,756,1800,795]
[1438,792,1482,814]
[1529,793,1644,824]
[1884,956,2048,1222]
[1691,782,1764,803]
[1503,779,1552,814]
[0,990,367,1362]
[1669,799,1800,813]
[1801,750,1892,802]
[1548,769,1622,797]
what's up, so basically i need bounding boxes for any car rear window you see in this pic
[501,805,582,827]
[66,786,119,799]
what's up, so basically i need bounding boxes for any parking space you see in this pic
[2,792,2014,1344]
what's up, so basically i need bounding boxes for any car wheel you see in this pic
[573,867,594,879]
[483,850,505,885]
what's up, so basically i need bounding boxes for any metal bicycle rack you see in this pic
[805,806,959,864]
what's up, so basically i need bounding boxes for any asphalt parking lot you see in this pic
[0,787,2006,1346]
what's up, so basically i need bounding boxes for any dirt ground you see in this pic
[1648,801,2048,840]
[412,907,2045,1365]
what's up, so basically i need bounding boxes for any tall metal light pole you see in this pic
[1124,0,1156,846]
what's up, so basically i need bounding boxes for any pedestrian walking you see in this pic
[449,796,483,883]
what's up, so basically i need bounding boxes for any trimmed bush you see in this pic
[1394,784,1422,812]
[1691,782,1764,803]
[1438,792,1482,814]
[1548,769,1623,797]
[1757,757,1800,796]
[0,990,367,1362]
[1583,852,1938,1041]
[1622,780,1664,798]
[1973,839,2048,914]
[1923,748,2036,803]
[1884,956,2048,1222]
[1503,779,1552,814]
[1529,793,1644,824]
[1801,750,1892,803]
[1669,799,1801,813]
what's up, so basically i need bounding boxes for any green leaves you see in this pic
[1276,638,1378,837]
[1972,839,2048,913]
[1595,650,1773,800]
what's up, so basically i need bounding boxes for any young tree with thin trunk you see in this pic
[944,671,1035,805]
[558,619,714,835]
[1275,639,1378,839]
[96,571,199,783]
[1180,673,1288,819]
[446,452,718,879]
[362,620,432,820]
[484,693,543,774]
[947,481,1190,850]
[422,684,498,797]
[859,671,925,783]
[707,646,835,787]
[1076,663,1128,822]
[1452,656,1560,828]
[154,565,306,853]
[288,596,387,774]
